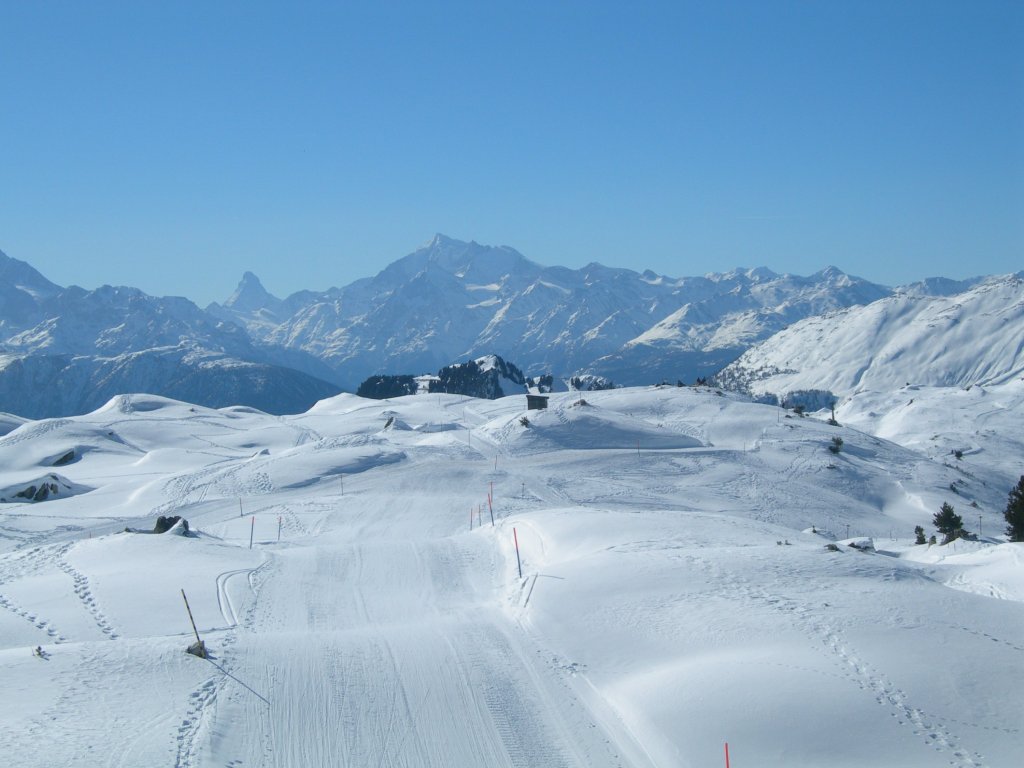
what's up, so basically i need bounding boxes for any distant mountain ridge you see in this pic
[0,250,341,419]
[5,236,1005,419]
[208,234,892,390]
[715,273,1024,400]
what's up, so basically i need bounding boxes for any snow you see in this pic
[720,274,1024,398]
[0,385,1020,767]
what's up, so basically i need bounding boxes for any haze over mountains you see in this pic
[1,235,1021,419]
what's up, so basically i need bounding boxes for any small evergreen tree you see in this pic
[1004,475,1024,542]
[933,502,965,544]
[914,525,926,545]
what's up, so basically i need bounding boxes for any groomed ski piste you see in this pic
[0,385,1021,767]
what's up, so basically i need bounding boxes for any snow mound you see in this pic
[305,392,377,415]
[501,401,703,452]
[93,393,211,417]
[903,541,1024,603]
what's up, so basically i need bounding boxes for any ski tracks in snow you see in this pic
[688,553,989,768]
[176,562,268,768]
[198,534,631,768]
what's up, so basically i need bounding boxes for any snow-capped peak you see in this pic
[224,271,281,313]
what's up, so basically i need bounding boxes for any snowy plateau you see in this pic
[0,380,1021,767]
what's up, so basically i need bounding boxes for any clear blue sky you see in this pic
[1,1,1021,305]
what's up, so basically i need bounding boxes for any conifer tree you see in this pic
[1004,475,1024,542]
[933,502,965,545]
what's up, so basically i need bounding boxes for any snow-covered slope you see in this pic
[0,386,1019,767]
[716,273,1024,398]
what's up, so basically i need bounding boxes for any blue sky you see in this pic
[1,1,1021,305]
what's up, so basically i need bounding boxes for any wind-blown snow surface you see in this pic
[0,388,1020,767]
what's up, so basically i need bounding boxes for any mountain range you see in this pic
[2,235,1020,418]
[716,273,1024,399]
[207,234,894,390]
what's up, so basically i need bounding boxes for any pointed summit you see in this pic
[224,271,282,314]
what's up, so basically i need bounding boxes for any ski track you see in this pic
[198,529,630,768]
[175,559,270,768]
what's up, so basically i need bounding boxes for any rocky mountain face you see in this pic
[356,355,531,401]
[714,273,1024,401]
[210,234,892,390]
[0,250,341,419]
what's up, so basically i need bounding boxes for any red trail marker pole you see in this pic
[724,742,730,768]
[249,516,255,549]
[513,527,522,579]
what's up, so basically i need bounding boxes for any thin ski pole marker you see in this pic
[513,527,522,579]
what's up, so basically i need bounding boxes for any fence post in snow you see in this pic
[239,499,243,517]
[513,527,522,579]
[181,589,206,658]
[249,516,255,549]
[277,515,282,543]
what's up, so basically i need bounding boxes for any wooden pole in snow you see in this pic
[181,589,204,654]
[277,515,282,542]
[249,516,255,549]
[239,499,243,517]
[513,527,522,579]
